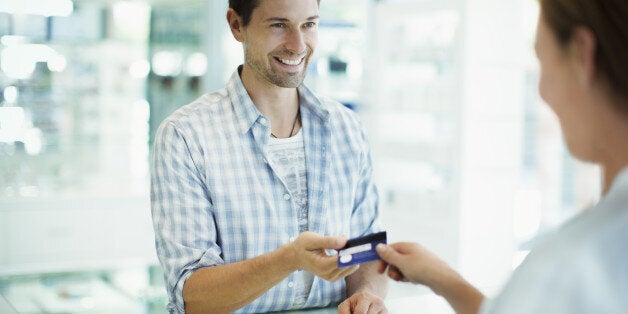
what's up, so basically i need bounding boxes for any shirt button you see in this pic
[262,158,268,164]
[259,118,268,126]
[289,236,296,242]
[283,194,291,200]
[288,281,294,288]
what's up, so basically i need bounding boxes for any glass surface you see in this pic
[0,266,168,314]
[0,3,149,199]
[0,1,155,275]
[0,2,193,312]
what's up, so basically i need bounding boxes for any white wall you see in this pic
[458,0,525,291]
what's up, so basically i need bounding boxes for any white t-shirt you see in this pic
[266,130,314,303]
[481,168,628,313]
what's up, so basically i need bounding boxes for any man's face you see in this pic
[241,0,319,88]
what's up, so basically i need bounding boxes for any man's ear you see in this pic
[227,8,245,42]
[571,26,597,87]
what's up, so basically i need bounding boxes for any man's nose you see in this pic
[284,28,307,54]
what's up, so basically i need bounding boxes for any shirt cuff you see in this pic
[171,250,225,313]
[172,269,195,314]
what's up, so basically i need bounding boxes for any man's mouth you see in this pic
[275,56,304,66]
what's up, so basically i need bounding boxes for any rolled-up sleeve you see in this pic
[151,120,224,313]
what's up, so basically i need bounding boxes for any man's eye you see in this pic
[271,23,287,28]
[303,22,317,28]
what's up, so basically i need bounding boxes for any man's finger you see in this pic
[367,303,385,314]
[353,297,370,314]
[307,235,347,250]
[337,300,351,314]
[336,264,359,279]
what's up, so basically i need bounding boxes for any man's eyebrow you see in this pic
[263,15,320,23]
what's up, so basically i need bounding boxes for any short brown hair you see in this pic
[539,0,628,101]
[229,0,321,26]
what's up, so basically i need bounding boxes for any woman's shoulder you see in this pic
[486,203,628,313]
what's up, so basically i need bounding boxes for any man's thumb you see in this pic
[323,235,347,250]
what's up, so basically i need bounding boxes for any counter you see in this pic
[275,294,452,314]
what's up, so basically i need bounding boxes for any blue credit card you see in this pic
[338,231,387,268]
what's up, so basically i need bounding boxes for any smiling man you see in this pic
[150,0,388,313]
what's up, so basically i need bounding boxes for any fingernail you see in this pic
[376,243,386,252]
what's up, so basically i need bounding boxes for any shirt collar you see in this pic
[297,82,331,123]
[228,66,263,135]
[227,66,331,135]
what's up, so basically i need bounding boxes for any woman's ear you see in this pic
[571,26,597,87]
[227,8,245,42]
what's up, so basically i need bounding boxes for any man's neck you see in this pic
[240,65,300,123]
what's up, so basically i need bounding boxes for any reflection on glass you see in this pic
[0,3,165,312]
[0,3,151,198]
[0,106,43,156]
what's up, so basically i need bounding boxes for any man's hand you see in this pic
[286,231,359,281]
[337,290,387,314]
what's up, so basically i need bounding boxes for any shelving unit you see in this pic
[0,3,163,313]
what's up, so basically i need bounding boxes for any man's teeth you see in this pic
[278,57,302,65]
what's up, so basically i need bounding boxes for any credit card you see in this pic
[338,231,387,268]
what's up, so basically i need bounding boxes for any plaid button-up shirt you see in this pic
[151,68,381,313]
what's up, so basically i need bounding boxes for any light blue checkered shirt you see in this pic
[151,68,381,313]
